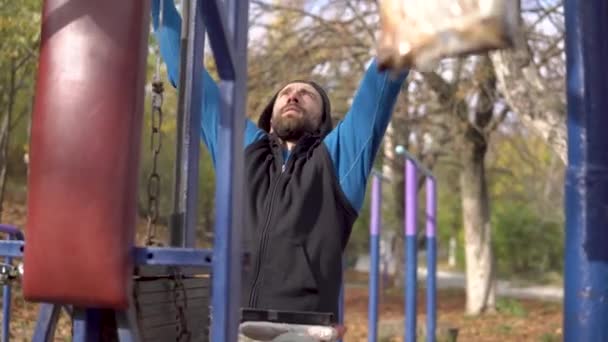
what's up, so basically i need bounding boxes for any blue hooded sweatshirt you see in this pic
[151,0,408,214]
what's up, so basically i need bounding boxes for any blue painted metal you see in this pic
[426,177,437,342]
[0,242,213,267]
[405,159,418,342]
[31,304,62,342]
[337,271,344,342]
[71,309,101,342]
[368,174,381,342]
[170,0,205,248]
[0,225,23,342]
[405,235,418,342]
[2,282,10,342]
[134,246,213,267]
[115,310,140,341]
[199,0,236,80]
[0,241,23,258]
[425,237,437,342]
[563,1,608,341]
[204,0,249,340]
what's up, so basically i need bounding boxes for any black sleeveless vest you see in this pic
[240,133,358,320]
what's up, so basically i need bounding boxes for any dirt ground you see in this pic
[342,287,562,342]
[1,203,562,341]
[0,283,563,341]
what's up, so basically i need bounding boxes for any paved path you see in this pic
[347,267,563,302]
[418,268,563,302]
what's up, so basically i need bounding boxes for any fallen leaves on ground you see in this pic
[1,201,562,341]
[343,287,562,342]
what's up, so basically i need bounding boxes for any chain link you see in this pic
[171,267,191,341]
[147,3,192,338]
[145,50,165,247]
[0,262,20,285]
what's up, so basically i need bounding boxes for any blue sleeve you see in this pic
[323,59,408,212]
[151,0,264,166]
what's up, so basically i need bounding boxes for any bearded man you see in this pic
[152,0,408,338]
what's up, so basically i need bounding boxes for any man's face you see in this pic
[270,82,323,141]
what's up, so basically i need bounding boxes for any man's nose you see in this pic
[287,94,299,103]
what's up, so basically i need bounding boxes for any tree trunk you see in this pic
[0,113,9,221]
[0,57,17,221]
[460,130,496,314]
[460,57,497,315]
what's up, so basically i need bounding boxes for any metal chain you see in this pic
[0,262,20,285]
[147,3,190,339]
[145,46,165,247]
[171,267,191,341]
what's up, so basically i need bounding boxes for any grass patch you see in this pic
[496,298,527,317]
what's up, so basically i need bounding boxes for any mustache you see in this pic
[281,104,303,114]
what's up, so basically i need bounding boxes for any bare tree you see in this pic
[491,0,566,163]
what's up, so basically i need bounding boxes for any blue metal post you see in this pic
[404,159,418,342]
[0,224,23,342]
[201,0,249,341]
[170,0,205,248]
[2,279,10,342]
[563,1,608,341]
[368,174,382,342]
[337,269,344,342]
[425,177,437,342]
[71,309,101,342]
[31,304,62,342]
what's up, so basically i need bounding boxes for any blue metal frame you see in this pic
[200,0,248,341]
[392,148,437,342]
[1,1,607,342]
[0,0,249,340]
[368,156,437,342]
[368,174,382,342]
[31,304,62,341]
[0,225,24,342]
[0,241,213,268]
[563,1,608,341]
[404,159,418,342]
[170,0,206,248]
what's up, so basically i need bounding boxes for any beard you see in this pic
[271,107,318,141]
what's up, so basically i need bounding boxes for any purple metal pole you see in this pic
[368,174,382,342]
[425,178,437,342]
[405,159,418,342]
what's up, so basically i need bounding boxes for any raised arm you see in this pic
[150,0,264,165]
[323,59,408,212]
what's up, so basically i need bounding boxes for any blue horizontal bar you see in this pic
[134,246,213,267]
[0,241,212,268]
[199,0,236,80]
[0,240,23,258]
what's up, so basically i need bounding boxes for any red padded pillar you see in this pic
[22,0,150,309]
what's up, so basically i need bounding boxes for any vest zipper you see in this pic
[247,154,290,307]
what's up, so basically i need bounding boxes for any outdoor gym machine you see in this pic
[0,0,605,341]
[367,145,437,342]
[0,0,248,340]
